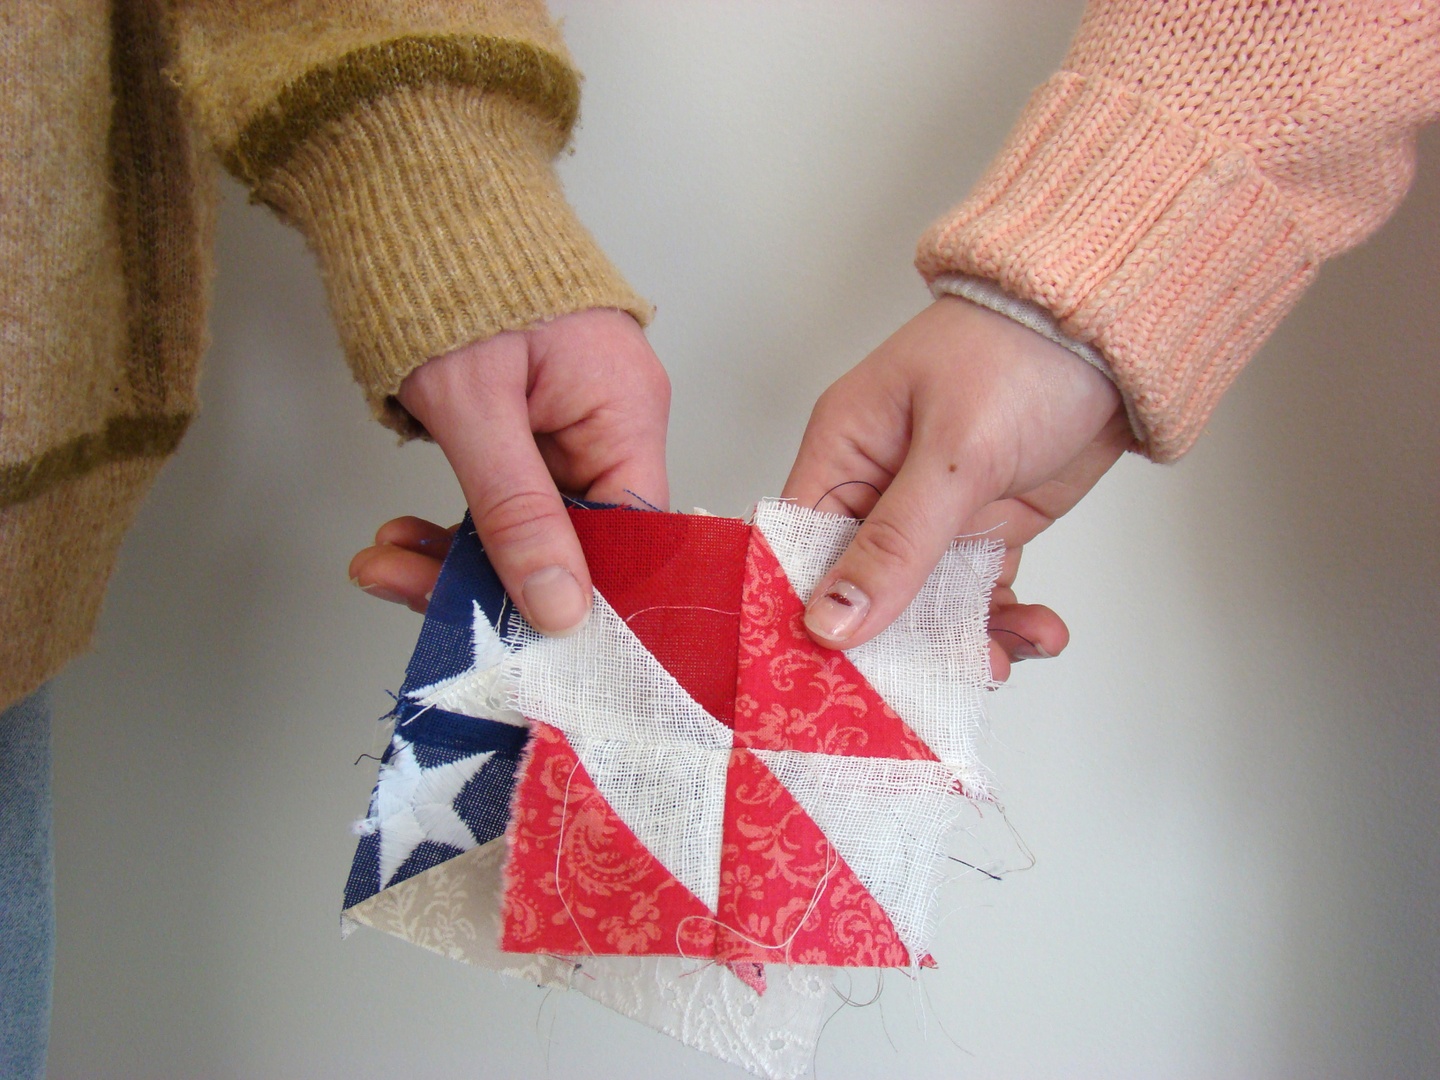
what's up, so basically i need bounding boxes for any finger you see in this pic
[995,546,1022,591]
[988,602,1069,661]
[447,433,592,635]
[800,446,984,649]
[568,434,670,513]
[988,641,1012,685]
[349,544,445,614]
[373,516,456,558]
[531,384,671,512]
[401,348,593,636]
[780,407,899,519]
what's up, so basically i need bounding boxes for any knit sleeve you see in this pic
[167,1,651,437]
[917,1,1440,461]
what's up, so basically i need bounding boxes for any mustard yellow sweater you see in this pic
[0,1,648,709]
[3,3,1436,711]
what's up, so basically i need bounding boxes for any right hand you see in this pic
[349,307,671,634]
[782,296,1133,655]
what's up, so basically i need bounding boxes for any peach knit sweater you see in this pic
[1,2,1436,710]
[919,1,1440,461]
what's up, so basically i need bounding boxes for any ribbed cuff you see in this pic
[253,83,653,437]
[917,72,1318,462]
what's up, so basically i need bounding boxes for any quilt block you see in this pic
[346,499,1000,970]
[342,499,1001,1073]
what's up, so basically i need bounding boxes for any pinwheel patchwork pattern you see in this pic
[344,499,1001,974]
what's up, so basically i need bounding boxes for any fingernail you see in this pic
[521,565,590,635]
[804,579,870,643]
[358,582,409,606]
[1013,641,1053,661]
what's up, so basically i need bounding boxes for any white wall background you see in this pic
[47,3,1439,1077]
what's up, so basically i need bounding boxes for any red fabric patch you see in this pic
[724,961,768,996]
[570,507,749,723]
[735,529,936,760]
[714,749,911,967]
[501,722,713,957]
[500,514,940,968]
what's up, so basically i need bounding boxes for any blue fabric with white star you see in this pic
[342,515,529,913]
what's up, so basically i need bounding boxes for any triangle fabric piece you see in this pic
[502,723,716,958]
[570,507,749,723]
[751,748,964,958]
[736,528,937,760]
[569,737,729,913]
[715,748,911,967]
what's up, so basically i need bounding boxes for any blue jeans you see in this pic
[0,686,52,1080]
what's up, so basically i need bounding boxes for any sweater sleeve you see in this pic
[917,1,1440,461]
[167,1,651,437]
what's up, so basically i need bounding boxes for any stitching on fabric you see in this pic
[554,756,599,957]
[227,35,580,185]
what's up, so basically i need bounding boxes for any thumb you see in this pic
[800,451,996,650]
[398,339,593,636]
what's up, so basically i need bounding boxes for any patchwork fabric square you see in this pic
[344,499,1001,973]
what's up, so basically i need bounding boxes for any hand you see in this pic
[347,512,1070,684]
[349,308,670,634]
[782,295,1133,659]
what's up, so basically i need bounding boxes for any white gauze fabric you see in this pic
[753,498,1003,797]
[753,749,964,959]
[507,592,734,751]
[567,739,729,913]
[507,592,733,911]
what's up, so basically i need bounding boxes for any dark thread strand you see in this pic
[948,855,1003,882]
[988,626,1040,652]
[812,479,884,513]
[623,488,665,513]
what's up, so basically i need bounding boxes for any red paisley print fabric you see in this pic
[714,749,910,966]
[499,509,947,967]
[501,722,714,957]
[735,531,936,760]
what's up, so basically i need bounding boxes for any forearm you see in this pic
[167,1,651,435]
[917,1,1440,460]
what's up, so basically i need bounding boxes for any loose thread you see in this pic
[553,758,598,957]
[988,626,1040,653]
[918,970,974,1057]
[396,700,437,729]
[812,969,886,1077]
[672,847,838,964]
[947,856,1003,882]
[623,489,665,513]
[811,479,884,513]
[624,604,740,625]
[999,803,1038,874]
[831,970,884,1008]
